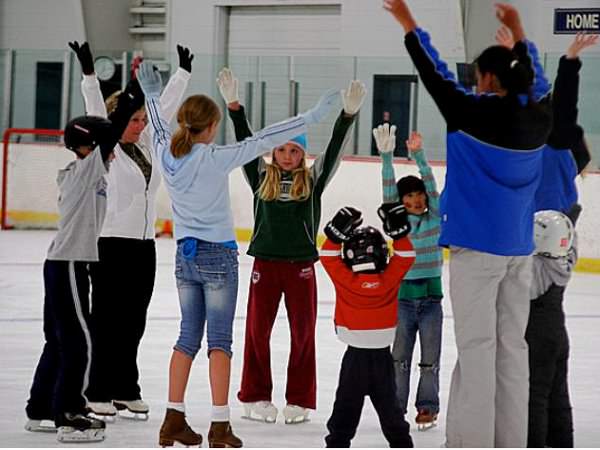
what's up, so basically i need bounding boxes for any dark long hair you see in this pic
[475,45,533,98]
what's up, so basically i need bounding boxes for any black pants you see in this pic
[86,237,156,402]
[526,295,573,448]
[325,346,413,448]
[26,260,92,422]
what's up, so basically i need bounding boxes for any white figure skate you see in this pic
[24,418,57,433]
[56,413,106,443]
[87,401,117,422]
[282,404,310,424]
[241,401,278,423]
[113,399,150,421]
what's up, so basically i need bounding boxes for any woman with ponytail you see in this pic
[384,1,552,447]
[216,68,365,425]
[136,62,339,448]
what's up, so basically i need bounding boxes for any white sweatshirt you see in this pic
[80,68,190,240]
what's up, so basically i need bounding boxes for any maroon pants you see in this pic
[237,258,317,409]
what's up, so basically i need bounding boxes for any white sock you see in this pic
[211,405,230,422]
[167,402,185,413]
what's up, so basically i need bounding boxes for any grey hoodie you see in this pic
[530,233,578,300]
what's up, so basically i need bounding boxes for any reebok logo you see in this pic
[361,281,380,289]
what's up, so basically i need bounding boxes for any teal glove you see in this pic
[299,88,339,125]
[136,62,162,98]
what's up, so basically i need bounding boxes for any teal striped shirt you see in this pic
[381,149,443,283]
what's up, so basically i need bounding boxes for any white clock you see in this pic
[94,56,116,81]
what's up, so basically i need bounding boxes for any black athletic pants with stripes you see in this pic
[86,237,156,403]
[325,346,414,448]
[26,260,92,423]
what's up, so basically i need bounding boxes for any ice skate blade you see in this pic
[89,411,116,422]
[117,409,149,421]
[57,427,105,442]
[284,416,310,425]
[159,438,201,448]
[24,419,57,433]
[417,421,437,432]
[241,412,276,424]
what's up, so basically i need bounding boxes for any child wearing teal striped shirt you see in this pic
[374,125,443,430]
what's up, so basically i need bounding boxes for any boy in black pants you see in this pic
[527,206,580,447]
[25,82,143,442]
[320,204,415,447]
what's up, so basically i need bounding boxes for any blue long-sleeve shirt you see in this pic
[145,95,307,242]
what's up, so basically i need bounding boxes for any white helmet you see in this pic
[533,210,574,258]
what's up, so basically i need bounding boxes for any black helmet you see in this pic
[342,226,389,273]
[64,115,112,152]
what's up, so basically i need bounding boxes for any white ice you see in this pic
[1,231,599,447]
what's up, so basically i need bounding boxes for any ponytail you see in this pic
[475,45,533,98]
[171,95,221,158]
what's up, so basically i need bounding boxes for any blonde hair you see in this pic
[171,95,221,158]
[258,155,311,201]
[105,90,145,116]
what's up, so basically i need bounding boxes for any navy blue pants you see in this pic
[325,346,413,448]
[86,237,156,402]
[26,260,93,422]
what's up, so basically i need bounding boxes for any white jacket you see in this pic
[81,68,190,240]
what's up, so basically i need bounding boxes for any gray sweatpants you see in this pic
[445,247,532,448]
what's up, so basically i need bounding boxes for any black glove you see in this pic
[177,44,194,73]
[68,41,94,75]
[324,207,363,243]
[378,202,411,239]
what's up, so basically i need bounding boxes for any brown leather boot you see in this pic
[207,421,243,448]
[158,409,202,447]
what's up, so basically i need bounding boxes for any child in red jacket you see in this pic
[320,204,416,447]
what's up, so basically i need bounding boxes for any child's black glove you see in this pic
[378,202,411,239]
[177,44,194,73]
[325,207,363,243]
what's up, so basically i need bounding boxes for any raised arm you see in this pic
[373,123,399,204]
[407,132,439,214]
[217,67,263,189]
[312,80,364,195]
[69,41,108,117]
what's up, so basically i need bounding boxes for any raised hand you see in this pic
[495,3,525,42]
[495,26,515,49]
[325,207,363,243]
[405,131,422,154]
[136,62,162,98]
[68,41,94,75]
[299,88,340,125]
[566,32,599,59]
[372,123,397,154]
[383,0,417,33]
[216,68,239,104]
[177,44,194,73]
[378,202,411,239]
[341,80,367,115]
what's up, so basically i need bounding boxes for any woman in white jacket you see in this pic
[68,41,191,418]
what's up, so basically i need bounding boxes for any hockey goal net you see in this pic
[1,128,175,233]
[1,128,69,229]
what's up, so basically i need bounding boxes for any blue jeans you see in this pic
[174,239,239,359]
[392,297,443,415]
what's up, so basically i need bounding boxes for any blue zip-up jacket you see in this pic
[405,28,552,256]
[535,56,590,213]
[144,95,307,243]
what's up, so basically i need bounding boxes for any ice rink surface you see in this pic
[1,230,599,448]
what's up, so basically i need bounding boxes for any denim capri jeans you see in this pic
[173,238,239,359]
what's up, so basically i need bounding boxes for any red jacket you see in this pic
[320,237,415,348]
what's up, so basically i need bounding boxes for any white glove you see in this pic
[136,62,162,98]
[372,123,397,154]
[216,67,239,104]
[341,80,366,115]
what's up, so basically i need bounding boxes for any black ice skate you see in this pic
[415,408,438,431]
[56,412,106,443]
[113,399,150,421]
